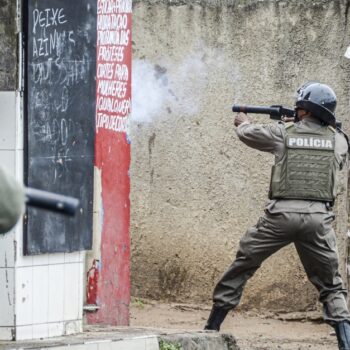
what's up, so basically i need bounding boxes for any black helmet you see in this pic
[295,82,337,127]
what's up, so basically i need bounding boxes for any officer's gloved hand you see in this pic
[234,112,252,127]
[0,166,25,234]
[282,115,295,123]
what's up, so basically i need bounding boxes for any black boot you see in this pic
[204,305,229,331]
[334,321,350,350]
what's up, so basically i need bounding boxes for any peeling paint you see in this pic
[86,259,100,305]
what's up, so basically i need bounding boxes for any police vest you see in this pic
[269,123,337,202]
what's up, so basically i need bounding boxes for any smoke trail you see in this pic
[131,60,168,123]
[131,51,211,123]
[131,49,240,123]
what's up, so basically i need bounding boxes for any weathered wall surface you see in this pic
[0,0,17,90]
[130,0,350,313]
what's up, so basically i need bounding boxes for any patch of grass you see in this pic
[159,339,182,350]
[131,297,145,309]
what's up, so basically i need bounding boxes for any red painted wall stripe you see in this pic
[88,0,132,325]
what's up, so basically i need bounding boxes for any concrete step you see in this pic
[0,327,239,350]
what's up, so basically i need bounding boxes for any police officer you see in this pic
[204,82,350,350]
[0,165,24,234]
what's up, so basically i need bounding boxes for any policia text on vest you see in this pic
[287,136,333,149]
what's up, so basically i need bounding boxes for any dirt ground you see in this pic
[130,299,339,350]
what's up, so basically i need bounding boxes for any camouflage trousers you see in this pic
[212,210,350,325]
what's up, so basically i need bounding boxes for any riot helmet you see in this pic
[295,82,337,127]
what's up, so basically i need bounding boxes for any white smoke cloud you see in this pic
[131,52,209,123]
[171,54,207,116]
[131,60,168,123]
[131,48,240,124]
[345,46,350,59]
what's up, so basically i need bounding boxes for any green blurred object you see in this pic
[0,166,25,234]
[0,165,80,235]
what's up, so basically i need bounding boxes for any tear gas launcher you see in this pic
[232,105,295,121]
[232,104,343,129]
[25,188,80,216]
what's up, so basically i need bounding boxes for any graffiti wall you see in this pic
[25,0,96,254]
[88,0,132,325]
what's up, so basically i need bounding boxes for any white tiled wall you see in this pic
[48,263,65,322]
[0,92,19,271]
[16,325,34,340]
[0,267,15,326]
[0,327,14,340]
[0,91,86,340]
[14,255,84,340]
[15,266,33,326]
[48,322,64,338]
[0,233,16,268]
[13,337,160,350]
[32,265,49,324]
[0,92,19,334]
[0,92,17,150]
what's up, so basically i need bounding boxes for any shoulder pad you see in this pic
[284,122,294,129]
[337,128,350,153]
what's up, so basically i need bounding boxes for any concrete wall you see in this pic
[130,0,350,313]
[0,0,17,91]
